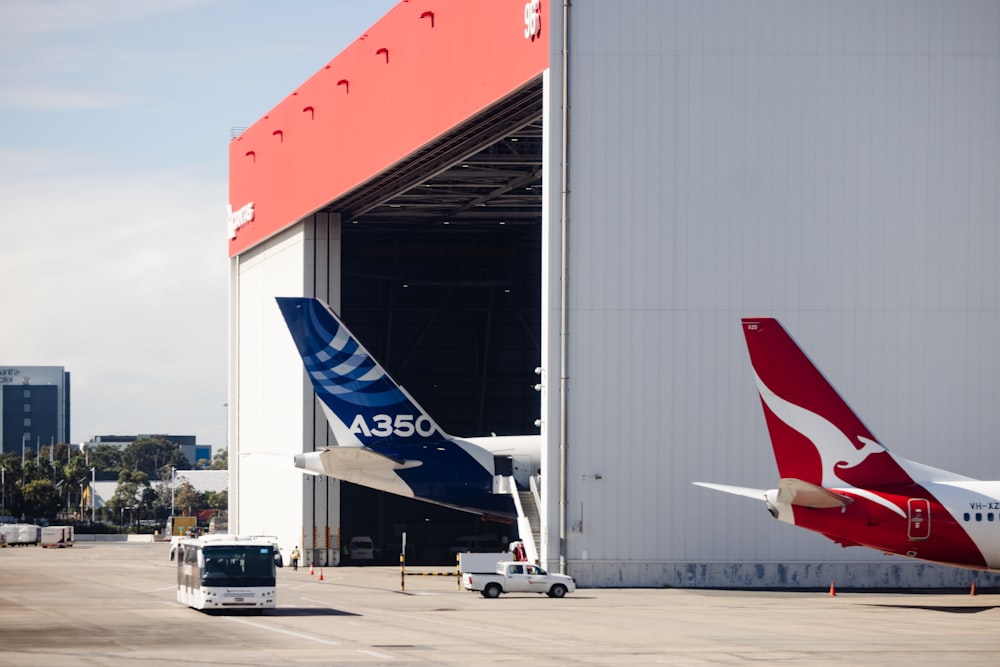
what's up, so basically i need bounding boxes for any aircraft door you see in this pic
[511,456,532,488]
[907,498,931,540]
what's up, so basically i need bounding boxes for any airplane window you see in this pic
[990,513,995,522]
[964,513,970,521]
[976,513,982,521]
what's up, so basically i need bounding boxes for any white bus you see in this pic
[176,535,283,611]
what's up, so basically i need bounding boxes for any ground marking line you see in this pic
[374,609,575,647]
[224,616,340,646]
[358,649,395,660]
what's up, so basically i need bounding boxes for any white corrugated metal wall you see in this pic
[543,0,1000,586]
[229,215,341,566]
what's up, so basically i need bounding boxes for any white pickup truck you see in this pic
[463,561,577,598]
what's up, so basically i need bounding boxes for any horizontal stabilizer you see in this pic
[777,478,853,509]
[294,447,422,498]
[328,446,420,470]
[296,446,422,472]
[693,482,768,501]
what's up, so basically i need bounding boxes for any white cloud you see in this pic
[0,0,220,39]
[0,0,219,113]
[0,146,228,447]
[0,86,145,111]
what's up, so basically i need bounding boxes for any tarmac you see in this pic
[1,541,999,666]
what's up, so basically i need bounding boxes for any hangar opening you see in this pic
[321,81,544,564]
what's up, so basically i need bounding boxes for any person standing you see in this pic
[290,546,301,571]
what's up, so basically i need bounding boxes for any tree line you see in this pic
[0,436,227,529]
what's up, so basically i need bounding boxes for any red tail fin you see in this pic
[742,319,913,489]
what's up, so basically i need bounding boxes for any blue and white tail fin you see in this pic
[276,296,520,519]
[275,297,446,448]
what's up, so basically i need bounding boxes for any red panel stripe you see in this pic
[228,0,550,257]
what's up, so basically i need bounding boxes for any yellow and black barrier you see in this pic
[400,554,463,590]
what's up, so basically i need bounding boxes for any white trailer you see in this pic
[41,526,74,548]
[0,523,41,546]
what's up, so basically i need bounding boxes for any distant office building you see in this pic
[85,435,212,468]
[0,365,70,455]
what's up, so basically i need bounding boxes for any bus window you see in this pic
[200,546,275,587]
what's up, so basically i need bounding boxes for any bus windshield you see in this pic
[201,545,276,587]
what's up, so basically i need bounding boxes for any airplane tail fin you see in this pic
[741,318,913,489]
[276,297,446,448]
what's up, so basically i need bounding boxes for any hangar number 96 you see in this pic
[524,0,541,40]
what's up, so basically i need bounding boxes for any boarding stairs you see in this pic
[498,474,542,564]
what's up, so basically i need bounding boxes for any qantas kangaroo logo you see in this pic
[753,370,905,517]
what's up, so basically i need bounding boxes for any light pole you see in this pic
[22,433,29,480]
[90,467,96,523]
[56,480,65,520]
[170,466,176,517]
[77,476,88,520]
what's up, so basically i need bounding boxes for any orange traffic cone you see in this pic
[829,580,837,597]
[309,564,314,575]
[970,581,977,596]
[318,569,325,581]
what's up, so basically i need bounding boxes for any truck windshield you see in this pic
[201,545,276,587]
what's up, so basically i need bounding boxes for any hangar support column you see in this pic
[302,212,342,566]
[539,1,572,576]
[557,0,572,577]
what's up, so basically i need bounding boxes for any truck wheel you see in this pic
[483,583,502,598]
[548,584,567,598]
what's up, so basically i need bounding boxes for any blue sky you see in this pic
[0,0,397,454]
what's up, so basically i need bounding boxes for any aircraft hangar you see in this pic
[228,1,1000,587]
